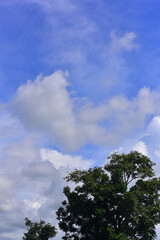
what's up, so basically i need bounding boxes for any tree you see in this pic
[56,151,160,240]
[23,218,57,240]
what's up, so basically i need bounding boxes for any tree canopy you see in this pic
[23,218,57,240]
[56,151,160,240]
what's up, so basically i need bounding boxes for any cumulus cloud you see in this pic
[0,111,94,239]
[3,71,160,239]
[128,116,160,179]
[147,116,160,135]
[105,87,160,144]
[9,71,77,150]
[40,148,94,170]
[132,141,148,156]
[9,71,108,151]
[0,148,92,239]
[8,71,160,151]
[1,2,160,239]
[144,116,160,161]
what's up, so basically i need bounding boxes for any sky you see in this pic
[1,0,160,239]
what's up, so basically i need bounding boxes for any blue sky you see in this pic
[1,0,160,239]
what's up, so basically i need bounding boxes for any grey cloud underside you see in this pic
[4,69,160,239]
[2,77,160,239]
[0,109,95,239]
[1,1,160,240]
[0,121,93,239]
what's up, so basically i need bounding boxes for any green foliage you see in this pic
[105,151,155,184]
[57,151,160,240]
[23,218,57,240]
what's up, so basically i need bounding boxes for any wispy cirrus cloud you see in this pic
[110,31,139,52]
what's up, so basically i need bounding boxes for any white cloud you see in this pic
[147,116,160,135]
[24,200,41,217]
[156,225,160,240]
[40,148,94,170]
[95,30,140,97]
[110,31,139,52]
[155,150,160,158]
[0,2,159,239]
[2,85,160,239]
[3,71,160,240]
[0,113,95,239]
[140,116,160,158]
[9,71,108,151]
[105,87,160,145]
[24,199,41,210]
[8,71,160,151]
[132,141,148,156]
[143,116,160,164]
[9,71,78,151]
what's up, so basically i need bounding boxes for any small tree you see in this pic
[23,218,57,240]
[57,151,160,240]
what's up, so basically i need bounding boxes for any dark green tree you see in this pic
[23,218,57,240]
[56,151,160,240]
